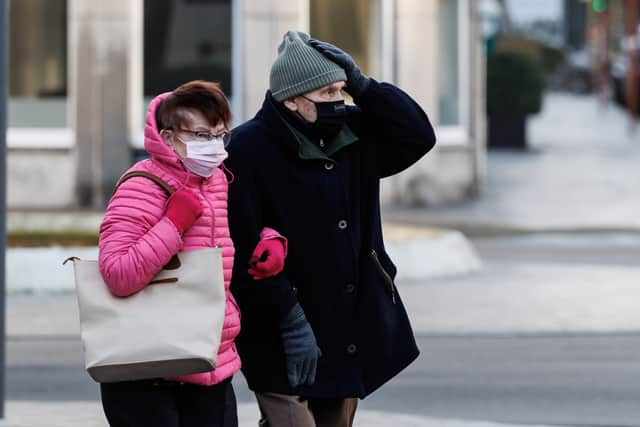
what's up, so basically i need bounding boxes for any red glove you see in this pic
[248,238,287,280]
[165,188,203,234]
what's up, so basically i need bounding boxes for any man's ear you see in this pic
[283,98,298,112]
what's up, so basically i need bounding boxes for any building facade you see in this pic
[7,0,485,209]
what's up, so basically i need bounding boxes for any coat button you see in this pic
[347,344,357,355]
[345,283,356,293]
[292,286,298,295]
[338,220,348,230]
[324,162,334,171]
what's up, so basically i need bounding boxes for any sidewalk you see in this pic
[10,255,640,342]
[403,261,640,335]
[0,401,557,427]
[385,93,640,235]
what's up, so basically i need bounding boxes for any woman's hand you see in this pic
[248,238,287,280]
[165,188,203,234]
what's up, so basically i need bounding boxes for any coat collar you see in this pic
[258,91,358,160]
[283,120,358,162]
[258,91,301,154]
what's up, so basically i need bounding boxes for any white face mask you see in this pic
[180,138,228,178]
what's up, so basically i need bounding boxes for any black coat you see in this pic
[226,79,436,398]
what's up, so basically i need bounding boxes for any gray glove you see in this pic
[280,303,321,388]
[308,39,371,98]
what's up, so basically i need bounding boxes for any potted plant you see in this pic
[486,51,544,149]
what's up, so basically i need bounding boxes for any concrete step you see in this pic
[384,224,482,280]
[8,225,479,293]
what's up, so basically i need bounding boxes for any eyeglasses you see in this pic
[173,127,232,147]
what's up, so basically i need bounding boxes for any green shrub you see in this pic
[495,35,566,75]
[540,44,565,74]
[487,51,545,115]
[8,230,99,247]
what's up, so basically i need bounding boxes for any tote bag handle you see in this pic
[114,171,175,197]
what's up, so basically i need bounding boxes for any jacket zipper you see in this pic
[371,249,396,304]
[200,183,218,248]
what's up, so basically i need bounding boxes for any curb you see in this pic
[431,223,640,238]
[7,226,480,293]
[382,212,640,238]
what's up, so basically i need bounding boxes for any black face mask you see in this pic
[302,97,348,141]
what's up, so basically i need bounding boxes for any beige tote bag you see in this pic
[65,171,226,383]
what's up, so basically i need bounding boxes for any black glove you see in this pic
[280,303,322,388]
[308,39,370,98]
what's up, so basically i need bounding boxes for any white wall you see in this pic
[240,0,309,120]
[8,148,76,208]
[7,0,484,210]
[382,0,485,207]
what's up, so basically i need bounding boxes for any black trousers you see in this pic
[100,377,237,427]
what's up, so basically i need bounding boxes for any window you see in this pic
[438,0,460,126]
[310,0,383,80]
[144,0,232,97]
[132,0,233,151]
[9,0,67,128]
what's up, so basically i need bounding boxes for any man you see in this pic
[227,31,436,427]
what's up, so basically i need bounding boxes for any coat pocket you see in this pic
[370,249,396,304]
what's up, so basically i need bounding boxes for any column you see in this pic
[69,1,139,208]
[239,0,309,121]
[382,0,440,206]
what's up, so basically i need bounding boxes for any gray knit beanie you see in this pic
[269,31,347,102]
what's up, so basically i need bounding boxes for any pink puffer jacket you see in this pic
[98,92,275,386]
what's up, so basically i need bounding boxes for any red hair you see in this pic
[156,80,231,131]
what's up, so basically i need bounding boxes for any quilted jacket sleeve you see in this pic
[259,226,289,258]
[98,176,184,297]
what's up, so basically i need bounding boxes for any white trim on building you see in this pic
[7,128,74,150]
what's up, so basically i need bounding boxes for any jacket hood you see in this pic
[144,92,185,174]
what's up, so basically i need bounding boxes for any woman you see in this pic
[98,80,287,426]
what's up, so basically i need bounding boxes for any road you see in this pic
[7,333,640,426]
